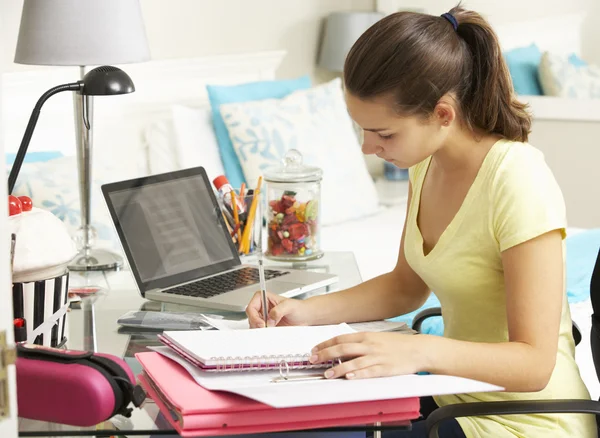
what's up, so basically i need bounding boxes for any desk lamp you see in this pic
[12,0,150,271]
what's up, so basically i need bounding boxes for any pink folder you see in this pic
[136,351,420,436]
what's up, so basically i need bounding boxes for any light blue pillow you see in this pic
[6,151,63,166]
[504,44,544,95]
[206,76,312,188]
[568,53,588,68]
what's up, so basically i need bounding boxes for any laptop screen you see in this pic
[102,168,241,294]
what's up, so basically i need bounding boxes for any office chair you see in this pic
[411,246,600,438]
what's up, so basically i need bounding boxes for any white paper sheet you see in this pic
[151,346,504,409]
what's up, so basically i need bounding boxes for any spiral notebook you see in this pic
[158,323,355,372]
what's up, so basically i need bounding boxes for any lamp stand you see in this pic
[68,66,123,271]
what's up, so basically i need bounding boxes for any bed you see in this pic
[3,49,598,400]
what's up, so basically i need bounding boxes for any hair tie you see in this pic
[441,12,458,31]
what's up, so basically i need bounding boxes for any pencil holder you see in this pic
[218,187,263,256]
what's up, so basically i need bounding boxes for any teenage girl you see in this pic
[247,5,596,437]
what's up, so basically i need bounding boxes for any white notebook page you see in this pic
[162,323,355,366]
[151,345,504,409]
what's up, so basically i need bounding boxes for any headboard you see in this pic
[2,50,287,176]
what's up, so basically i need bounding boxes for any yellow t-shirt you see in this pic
[404,139,597,437]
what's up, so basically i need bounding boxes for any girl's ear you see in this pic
[434,96,457,127]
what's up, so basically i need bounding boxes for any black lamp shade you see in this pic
[81,66,135,96]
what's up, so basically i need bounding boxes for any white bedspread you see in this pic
[321,204,406,281]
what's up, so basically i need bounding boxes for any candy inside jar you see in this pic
[263,150,323,261]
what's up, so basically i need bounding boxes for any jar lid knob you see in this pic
[282,149,303,169]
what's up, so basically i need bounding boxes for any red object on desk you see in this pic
[68,287,101,295]
[136,352,419,437]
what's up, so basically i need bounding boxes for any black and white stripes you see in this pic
[12,271,69,347]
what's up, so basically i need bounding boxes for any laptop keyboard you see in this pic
[163,267,289,299]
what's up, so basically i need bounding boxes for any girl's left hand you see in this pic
[309,332,427,379]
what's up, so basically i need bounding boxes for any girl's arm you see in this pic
[303,182,431,325]
[418,228,563,391]
[312,228,564,392]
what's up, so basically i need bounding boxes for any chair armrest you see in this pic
[412,307,442,333]
[573,321,582,346]
[426,399,600,438]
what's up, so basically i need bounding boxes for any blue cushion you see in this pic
[6,151,63,166]
[566,229,600,303]
[388,293,443,336]
[568,53,588,68]
[206,76,312,188]
[504,44,544,95]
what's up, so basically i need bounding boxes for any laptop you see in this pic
[101,167,338,312]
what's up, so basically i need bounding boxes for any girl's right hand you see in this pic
[246,291,312,328]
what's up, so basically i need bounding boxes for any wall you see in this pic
[0,2,19,435]
[0,0,375,82]
[376,0,599,64]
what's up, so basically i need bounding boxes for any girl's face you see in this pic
[345,92,449,169]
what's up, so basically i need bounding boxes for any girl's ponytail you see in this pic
[451,5,531,142]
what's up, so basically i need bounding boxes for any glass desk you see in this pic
[18,251,412,437]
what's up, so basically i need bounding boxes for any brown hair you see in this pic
[343,4,531,142]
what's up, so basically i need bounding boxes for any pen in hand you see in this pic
[258,254,269,327]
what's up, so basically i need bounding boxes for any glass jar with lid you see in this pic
[263,149,323,261]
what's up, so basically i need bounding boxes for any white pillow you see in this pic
[171,105,226,182]
[219,78,380,226]
[143,118,180,175]
[143,105,226,182]
[538,51,600,98]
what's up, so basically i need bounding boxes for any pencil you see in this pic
[230,191,242,249]
[222,211,235,242]
[240,183,246,208]
[242,176,263,253]
[241,189,260,254]
[258,254,268,327]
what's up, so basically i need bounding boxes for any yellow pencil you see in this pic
[231,190,242,248]
[241,188,261,254]
[242,176,263,253]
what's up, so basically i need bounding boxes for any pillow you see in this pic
[206,75,312,188]
[504,44,544,95]
[569,53,588,68]
[538,51,600,99]
[219,78,380,226]
[11,156,128,252]
[171,105,226,182]
[6,151,64,166]
[143,118,180,175]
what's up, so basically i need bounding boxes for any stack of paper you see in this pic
[137,323,503,436]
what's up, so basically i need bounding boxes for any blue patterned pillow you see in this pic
[219,78,380,225]
[11,156,125,252]
[538,51,600,98]
[206,76,312,188]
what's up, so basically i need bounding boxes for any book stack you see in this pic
[136,324,502,436]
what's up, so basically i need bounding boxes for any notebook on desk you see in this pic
[101,167,338,312]
[158,323,354,372]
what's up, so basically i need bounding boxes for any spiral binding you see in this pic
[209,353,339,376]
